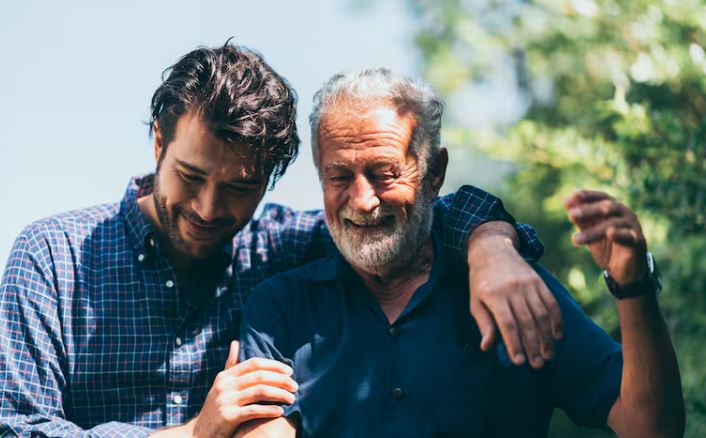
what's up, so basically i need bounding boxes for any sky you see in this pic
[0,0,429,271]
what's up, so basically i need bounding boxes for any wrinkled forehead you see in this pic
[318,100,417,144]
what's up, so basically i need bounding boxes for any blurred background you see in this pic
[1,0,704,436]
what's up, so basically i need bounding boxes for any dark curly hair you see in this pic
[149,41,299,187]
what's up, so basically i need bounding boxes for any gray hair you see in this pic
[309,68,444,178]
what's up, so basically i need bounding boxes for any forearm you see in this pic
[150,420,192,437]
[2,416,153,437]
[235,417,296,438]
[609,295,684,437]
[467,221,519,258]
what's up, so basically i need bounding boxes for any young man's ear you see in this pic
[153,121,164,163]
[428,147,448,196]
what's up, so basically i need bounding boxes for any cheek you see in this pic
[226,192,265,224]
[323,188,345,223]
[379,182,418,210]
[159,172,192,209]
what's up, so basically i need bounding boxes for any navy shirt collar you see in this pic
[312,228,449,323]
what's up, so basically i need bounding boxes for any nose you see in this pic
[348,174,380,213]
[193,184,223,223]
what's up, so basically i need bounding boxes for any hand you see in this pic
[187,341,298,438]
[468,226,563,369]
[565,190,648,285]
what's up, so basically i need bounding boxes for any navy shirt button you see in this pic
[388,327,400,337]
[391,387,404,400]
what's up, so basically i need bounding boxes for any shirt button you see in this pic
[175,337,182,346]
[166,280,175,288]
[149,238,155,247]
[137,253,146,263]
[173,394,183,405]
[388,327,399,337]
[390,387,404,400]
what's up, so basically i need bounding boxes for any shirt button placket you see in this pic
[390,387,404,400]
[166,392,187,426]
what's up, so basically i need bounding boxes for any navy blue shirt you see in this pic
[240,232,622,438]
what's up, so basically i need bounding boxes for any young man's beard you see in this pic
[152,175,232,261]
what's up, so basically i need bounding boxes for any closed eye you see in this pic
[177,171,203,184]
[225,184,256,194]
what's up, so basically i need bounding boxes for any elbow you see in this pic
[611,394,686,438]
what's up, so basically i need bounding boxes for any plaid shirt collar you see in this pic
[119,173,234,297]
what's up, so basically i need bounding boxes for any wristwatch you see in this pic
[603,252,662,299]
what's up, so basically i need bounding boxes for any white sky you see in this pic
[0,0,425,271]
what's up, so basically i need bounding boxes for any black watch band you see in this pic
[603,252,662,299]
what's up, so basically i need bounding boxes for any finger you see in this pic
[509,298,544,369]
[607,226,643,247]
[231,357,294,377]
[572,218,631,245]
[470,301,498,352]
[229,404,285,424]
[567,199,621,226]
[225,340,240,369]
[235,370,299,393]
[236,384,296,406]
[486,300,525,365]
[537,284,563,340]
[565,189,613,209]
[526,292,554,361]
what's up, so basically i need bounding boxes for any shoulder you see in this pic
[19,203,120,242]
[250,255,338,304]
[8,203,122,268]
[246,203,324,230]
[245,254,340,321]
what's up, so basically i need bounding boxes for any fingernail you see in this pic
[533,356,544,368]
[570,208,581,219]
[514,354,526,365]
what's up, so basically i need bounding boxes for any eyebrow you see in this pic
[175,159,264,185]
[323,160,399,173]
[175,159,208,175]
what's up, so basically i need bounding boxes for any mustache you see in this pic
[339,205,397,226]
[180,208,236,229]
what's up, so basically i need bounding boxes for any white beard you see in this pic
[327,189,434,274]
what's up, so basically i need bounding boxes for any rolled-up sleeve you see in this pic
[437,185,544,261]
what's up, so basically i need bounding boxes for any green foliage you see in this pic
[410,0,706,436]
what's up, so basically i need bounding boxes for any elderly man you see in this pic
[1,44,562,437]
[238,69,684,437]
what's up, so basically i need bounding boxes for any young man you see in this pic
[1,45,559,437]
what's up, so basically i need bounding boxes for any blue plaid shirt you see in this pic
[0,174,542,437]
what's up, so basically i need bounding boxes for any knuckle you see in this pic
[502,321,518,335]
[520,320,534,333]
[534,308,549,321]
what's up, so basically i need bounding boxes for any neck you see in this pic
[352,238,434,323]
[136,194,194,275]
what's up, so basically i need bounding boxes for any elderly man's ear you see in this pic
[428,147,449,196]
